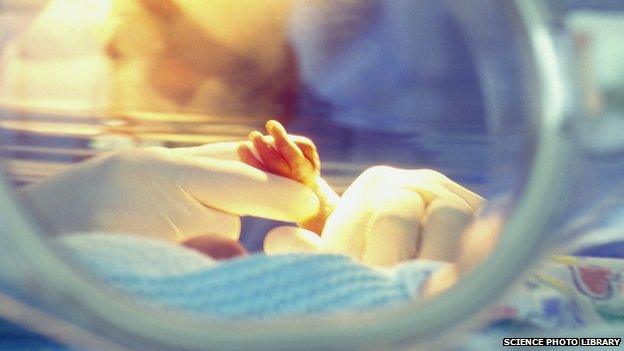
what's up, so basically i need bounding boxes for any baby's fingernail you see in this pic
[249,131,262,140]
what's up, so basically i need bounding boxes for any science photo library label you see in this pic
[503,338,621,347]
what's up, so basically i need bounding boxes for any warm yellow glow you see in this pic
[1,0,294,117]
[0,0,113,113]
[0,120,102,136]
[105,0,294,116]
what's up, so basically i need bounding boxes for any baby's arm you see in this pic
[238,120,339,234]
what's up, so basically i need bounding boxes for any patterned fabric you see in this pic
[483,256,623,330]
[459,256,624,351]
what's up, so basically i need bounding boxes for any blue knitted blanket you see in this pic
[0,233,440,350]
[55,234,439,320]
[2,233,622,350]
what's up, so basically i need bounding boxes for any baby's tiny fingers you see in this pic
[294,140,321,172]
[266,120,304,163]
[237,141,266,171]
[250,131,291,176]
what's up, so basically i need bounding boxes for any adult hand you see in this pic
[21,143,320,241]
[264,166,485,267]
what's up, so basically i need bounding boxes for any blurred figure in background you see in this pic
[0,0,490,251]
[0,0,299,119]
[106,0,299,118]
[288,0,487,168]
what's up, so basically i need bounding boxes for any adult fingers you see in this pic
[264,226,322,255]
[439,178,484,211]
[319,167,387,258]
[418,196,473,262]
[361,187,425,267]
[170,155,320,223]
[167,190,243,241]
[320,166,481,260]
[169,142,241,161]
[361,167,483,211]
[400,169,485,211]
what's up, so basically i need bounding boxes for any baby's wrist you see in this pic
[311,176,339,208]
[297,176,339,234]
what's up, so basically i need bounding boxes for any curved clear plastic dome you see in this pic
[0,0,622,350]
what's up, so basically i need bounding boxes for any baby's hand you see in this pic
[238,120,321,188]
[238,120,337,234]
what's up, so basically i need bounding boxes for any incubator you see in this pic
[0,0,623,350]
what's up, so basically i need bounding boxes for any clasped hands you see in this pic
[22,121,484,268]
